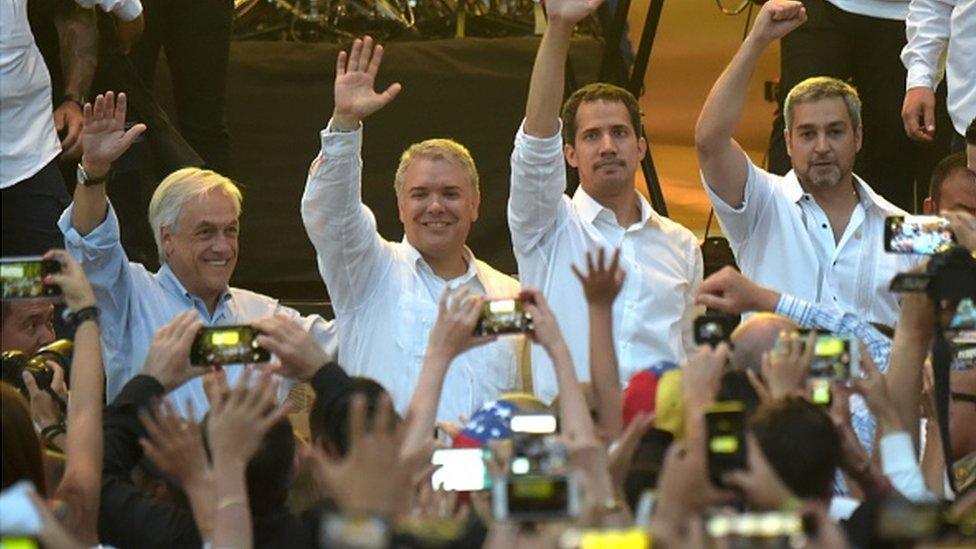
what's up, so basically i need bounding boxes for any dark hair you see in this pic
[310,377,393,457]
[561,83,642,145]
[245,418,295,515]
[967,117,976,146]
[1,382,46,496]
[749,397,840,500]
[928,151,969,208]
[717,370,761,418]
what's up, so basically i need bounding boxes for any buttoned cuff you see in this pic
[514,119,564,164]
[59,201,123,252]
[905,64,939,91]
[320,121,363,157]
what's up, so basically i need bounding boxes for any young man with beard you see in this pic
[695,0,919,327]
[301,37,522,422]
[508,0,702,402]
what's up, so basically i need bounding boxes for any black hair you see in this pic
[928,151,969,208]
[561,83,643,145]
[310,377,393,457]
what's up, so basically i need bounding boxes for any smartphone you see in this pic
[0,256,61,300]
[694,314,739,348]
[705,401,747,487]
[889,272,933,293]
[492,475,580,522]
[510,414,558,435]
[474,296,534,336]
[430,448,490,492]
[559,528,650,549]
[884,215,954,255]
[810,378,832,406]
[795,330,860,381]
[190,325,270,366]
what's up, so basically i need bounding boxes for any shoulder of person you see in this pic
[473,259,520,292]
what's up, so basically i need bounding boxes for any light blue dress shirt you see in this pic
[58,202,337,419]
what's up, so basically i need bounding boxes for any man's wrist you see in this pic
[330,113,361,132]
[754,287,780,313]
[81,156,112,180]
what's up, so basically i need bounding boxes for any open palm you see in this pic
[332,36,402,127]
[81,91,145,173]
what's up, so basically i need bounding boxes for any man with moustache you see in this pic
[695,0,919,327]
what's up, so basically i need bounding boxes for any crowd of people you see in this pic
[2,0,976,547]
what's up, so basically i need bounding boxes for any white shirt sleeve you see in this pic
[700,161,776,246]
[681,236,705,357]
[901,0,954,90]
[880,431,938,502]
[508,119,571,255]
[300,124,392,314]
[74,0,143,21]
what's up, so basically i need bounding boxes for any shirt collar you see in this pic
[571,186,656,228]
[158,262,233,306]
[784,170,904,215]
[401,237,480,285]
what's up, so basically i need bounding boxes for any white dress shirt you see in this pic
[703,162,920,327]
[301,125,522,422]
[901,0,975,136]
[509,122,702,403]
[0,0,61,188]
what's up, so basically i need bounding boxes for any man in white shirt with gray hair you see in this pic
[508,0,703,403]
[301,37,523,422]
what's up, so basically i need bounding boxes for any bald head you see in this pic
[730,313,799,371]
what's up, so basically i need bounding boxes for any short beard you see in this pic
[800,165,841,188]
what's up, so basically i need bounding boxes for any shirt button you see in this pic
[821,223,828,229]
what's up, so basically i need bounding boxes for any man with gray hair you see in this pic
[301,37,522,422]
[695,0,919,327]
[59,91,337,415]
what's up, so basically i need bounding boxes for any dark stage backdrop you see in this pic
[153,37,603,300]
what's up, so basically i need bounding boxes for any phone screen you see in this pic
[510,414,557,434]
[797,331,858,381]
[190,325,270,366]
[474,297,533,336]
[885,215,954,255]
[430,448,489,492]
[705,402,746,486]
[507,475,570,515]
[0,257,61,300]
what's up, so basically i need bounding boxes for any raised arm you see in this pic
[71,92,145,236]
[523,0,603,137]
[694,0,806,208]
[572,249,625,442]
[886,291,935,450]
[52,0,97,160]
[301,37,401,312]
[43,250,103,544]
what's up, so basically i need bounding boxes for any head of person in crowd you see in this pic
[1,382,47,496]
[729,313,799,372]
[783,77,862,191]
[0,301,56,356]
[310,376,396,458]
[750,396,841,501]
[966,117,976,171]
[923,152,976,216]
[148,167,243,311]
[394,139,481,274]
[560,83,647,201]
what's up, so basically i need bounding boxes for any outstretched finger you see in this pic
[347,38,363,72]
[597,247,606,272]
[120,123,147,150]
[366,42,384,77]
[336,49,347,76]
[115,92,128,127]
[609,247,622,275]
[380,82,402,103]
[359,36,375,74]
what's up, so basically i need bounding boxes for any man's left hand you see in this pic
[54,100,84,159]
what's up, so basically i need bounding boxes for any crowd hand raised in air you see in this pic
[80,92,146,178]
[331,36,402,131]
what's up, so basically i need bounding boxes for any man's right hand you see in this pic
[544,0,606,26]
[331,36,402,131]
[902,86,937,142]
[694,266,780,314]
[80,91,146,178]
[142,311,205,392]
[747,0,807,46]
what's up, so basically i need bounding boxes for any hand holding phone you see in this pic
[474,295,534,336]
[885,215,954,255]
[1,256,61,300]
[705,401,747,487]
[190,325,270,366]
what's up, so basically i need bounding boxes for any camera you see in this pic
[190,325,270,366]
[694,313,739,348]
[474,295,534,336]
[792,330,860,381]
[889,245,976,302]
[1,339,73,399]
[0,256,62,300]
[492,474,580,522]
[884,215,955,255]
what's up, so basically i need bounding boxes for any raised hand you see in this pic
[694,266,780,315]
[520,289,567,352]
[253,314,332,381]
[946,210,976,252]
[572,248,625,309]
[425,288,495,360]
[748,0,807,46]
[80,91,146,177]
[139,400,210,488]
[762,330,814,400]
[544,0,607,26]
[850,347,902,433]
[207,367,291,464]
[141,311,205,392]
[332,36,402,130]
[42,249,96,313]
[682,343,730,413]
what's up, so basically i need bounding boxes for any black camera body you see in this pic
[1,339,73,398]
[890,246,976,301]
